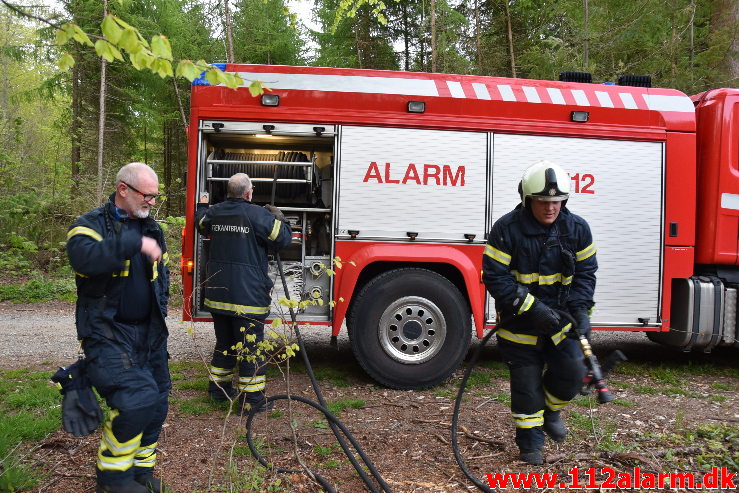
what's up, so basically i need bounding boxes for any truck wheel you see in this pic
[347,268,471,390]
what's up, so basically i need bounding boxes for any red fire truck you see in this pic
[180,63,739,389]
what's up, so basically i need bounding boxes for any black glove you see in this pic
[51,360,104,437]
[523,298,561,334]
[570,310,592,339]
[264,204,286,222]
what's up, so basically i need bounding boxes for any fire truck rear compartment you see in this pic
[195,125,336,321]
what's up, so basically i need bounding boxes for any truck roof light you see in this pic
[617,74,652,87]
[262,124,275,134]
[261,94,280,106]
[559,71,593,83]
[407,101,425,113]
[571,111,589,123]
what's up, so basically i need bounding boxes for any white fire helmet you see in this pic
[519,160,571,207]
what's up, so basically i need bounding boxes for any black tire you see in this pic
[347,268,472,390]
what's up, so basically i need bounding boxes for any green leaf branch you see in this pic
[56,14,247,91]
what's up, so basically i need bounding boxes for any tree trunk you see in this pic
[402,2,410,71]
[96,0,108,206]
[503,0,516,77]
[173,77,188,129]
[71,60,81,194]
[711,0,739,84]
[474,0,481,73]
[223,0,235,63]
[419,0,426,71]
[431,0,436,72]
[583,0,589,71]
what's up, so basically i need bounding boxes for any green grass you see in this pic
[710,382,734,391]
[465,369,493,388]
[326,398,365,415]
[312,366,352,387]
[173,379,209,391]
[0,277,76,303]
[176,396,218,415]
[0,368,62,491]
[477,360,510,379]
[221,461,290,492]
[615,360,739,380]
[612,399,637,407]
[314,444,334,457]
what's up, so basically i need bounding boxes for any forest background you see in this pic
[0,0,736,302]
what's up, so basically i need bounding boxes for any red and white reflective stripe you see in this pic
[231,71,694,113]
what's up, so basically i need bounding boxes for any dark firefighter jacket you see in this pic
[195,198,292,319]
[66,194,170,343]
[482,205,597,345]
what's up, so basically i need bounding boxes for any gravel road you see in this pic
[0,301,356,368]
[0,300,680,370]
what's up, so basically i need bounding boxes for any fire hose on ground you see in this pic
[451,311,626,492]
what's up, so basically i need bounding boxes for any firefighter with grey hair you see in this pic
[66,162,170,493]
[482,160,597,465]
[196,173,292,412]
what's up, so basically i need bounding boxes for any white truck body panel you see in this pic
[489,133,664,326]
[337,126,488,242]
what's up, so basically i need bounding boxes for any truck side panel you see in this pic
[490,133,664,327]
[337,126,487,242]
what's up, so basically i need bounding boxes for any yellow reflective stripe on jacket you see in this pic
[268,219,282,241]
[111,260,130,278]
[496,328,538,345]
[576,243,597,261]
[550,323,572,345]
[512,410,544,428]
[517,293,535,315]
[511,270,538,284]
[512,271,573,286]
[150,252,167,280]
[204,298,270,316]
[67,226,103,241]
[484,244,511,266]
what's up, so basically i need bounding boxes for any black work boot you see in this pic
[208,381,237,402]
[96,480,148,493]
[239,392,274,415]
[135,473,167,492]
[543,410,567,443]
[519,449,544,466]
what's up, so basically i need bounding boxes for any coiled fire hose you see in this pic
[243,253,393,492]
[451,311,624,492]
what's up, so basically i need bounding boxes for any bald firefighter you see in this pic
[483,160,598,465]
[195,173,292,412]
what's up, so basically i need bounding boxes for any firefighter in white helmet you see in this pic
[482,160,598,466]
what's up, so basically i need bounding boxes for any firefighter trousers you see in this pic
[84,321,170,486]
[498,335,585,452]
[209,313,267,398]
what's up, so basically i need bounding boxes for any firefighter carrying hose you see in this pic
[195,173,292,412]
[66,162,171,493]
[482,160,598,466]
